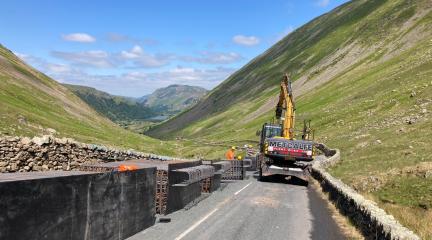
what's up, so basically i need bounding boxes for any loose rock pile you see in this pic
[0,135,174,173]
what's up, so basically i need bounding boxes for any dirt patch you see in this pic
[351,161,432,192]
[243,95,278,123]
[380,7,432,63]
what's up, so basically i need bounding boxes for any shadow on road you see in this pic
[251,172,308,187]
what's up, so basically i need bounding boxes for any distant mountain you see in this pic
[140,84,208,114]
[137,94,150,104]
[64,84,155,122]
[64,84,208,124]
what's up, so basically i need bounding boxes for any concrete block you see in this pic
[211,173,222,192]
[0,168,156,240]
[166,182,201,214]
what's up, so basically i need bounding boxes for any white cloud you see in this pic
[51,50,115,68]
[49,44,242,69]
[107,33,131,42]
[62,33,96,43]
[120,45,144,59]
[121,66,235,93]
[52,66,235,96]
[133,54,173,68]
[181,51,242,64]
[15,52,72,74]
[120,45,172,68]
[232,35,260,46]
[120,46,242,67]
[315,0,330,7]
[106,33,159,45]
[15,52,236,96]
[15,52,33,62]
[45,63,72,73]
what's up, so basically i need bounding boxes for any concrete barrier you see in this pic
[312,144,420,240]
[167,182,202,214]
[166,161,208,214]
[78,159,204,215]
[0,168,156,240]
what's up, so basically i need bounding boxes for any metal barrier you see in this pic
[222,160,245,180]
[156,170,168,215]
[200,177,212,193]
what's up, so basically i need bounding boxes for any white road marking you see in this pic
[234,182,252,195]
[174,181,252,240]
[174,208,219,240]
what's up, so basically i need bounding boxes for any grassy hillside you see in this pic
[64,84,155,122]
[141,84,208,115]
[0,44,175,156]
[147,0,432,237]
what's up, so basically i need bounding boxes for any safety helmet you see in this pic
[231,146,236,150]
[237,155,242,160]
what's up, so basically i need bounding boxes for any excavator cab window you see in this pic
[264,125,282,138]
[261,124,282,140]
[259,123,282,151]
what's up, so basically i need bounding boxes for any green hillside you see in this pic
[140,84,208,115]
[146,0,432,237]
[0,44,175,155]
[64,84,155,122]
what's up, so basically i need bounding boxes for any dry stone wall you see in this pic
[0,135,177,173]
[312,144,420,240]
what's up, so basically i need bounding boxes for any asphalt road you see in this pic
[129,173,346,240]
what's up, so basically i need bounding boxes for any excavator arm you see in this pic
[275,74,295,139]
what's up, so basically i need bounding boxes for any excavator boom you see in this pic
[275,74,295,139]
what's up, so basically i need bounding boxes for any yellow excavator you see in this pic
[257,73,315,183]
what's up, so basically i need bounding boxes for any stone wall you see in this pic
[312,145,420,240]
[0,135,178,173]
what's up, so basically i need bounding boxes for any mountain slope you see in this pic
[140,84,208,115]
[146,0,432,237]
[147,0,429,140]
[64,84,155,122]
[0,44,174,155]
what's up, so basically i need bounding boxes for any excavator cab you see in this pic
[259,123,282,151]
[261,123,282,139]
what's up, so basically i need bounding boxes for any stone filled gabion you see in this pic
[0,135,179,173]
[312,145,420,240]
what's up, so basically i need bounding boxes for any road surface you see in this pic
[129,173,345,240]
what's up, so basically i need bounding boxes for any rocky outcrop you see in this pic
[312,145,420,240]
[0,135,178,173]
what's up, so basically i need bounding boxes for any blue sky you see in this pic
[2,0,348,97]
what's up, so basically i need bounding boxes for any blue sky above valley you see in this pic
[2,0,348,97]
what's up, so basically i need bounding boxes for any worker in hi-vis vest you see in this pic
[225,146,236,160]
